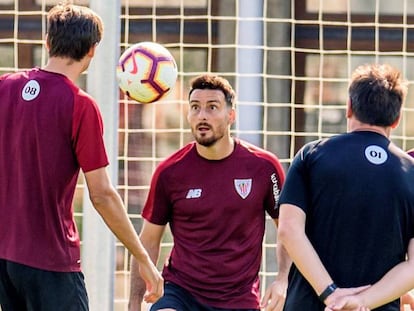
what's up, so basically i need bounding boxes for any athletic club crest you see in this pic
[234,179,252,199]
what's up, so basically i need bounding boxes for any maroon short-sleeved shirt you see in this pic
[142,139,285,309]
[0,68,109,272]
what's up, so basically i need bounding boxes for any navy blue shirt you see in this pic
[280,131,414,311]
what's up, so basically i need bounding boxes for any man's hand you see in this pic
[138,257,164,303]
[260,279,288,311]
[324,285,371,311]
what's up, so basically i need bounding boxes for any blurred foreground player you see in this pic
[0,3,162,311]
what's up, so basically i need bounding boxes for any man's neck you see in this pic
[42,56,85,82]
[196,136,235,160]
[348,119,391,137]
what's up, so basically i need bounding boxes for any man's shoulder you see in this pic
[156,142,196,171]
[168,141,196,160]
[236,138,286,181]
[236,138,279,159]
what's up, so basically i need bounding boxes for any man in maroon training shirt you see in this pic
[129,74,290,311]
[0,3,162,310]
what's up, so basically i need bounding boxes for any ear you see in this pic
[228,107,236,125]
[346,98,353,118]
[391,114,401,129]
[87,44,97,58]
[45,34,50,51]
[186,110,191,124]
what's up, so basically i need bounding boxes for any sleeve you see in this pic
[141,164,172,225]
[263,152,286,219]
[142,144,193,225]
[72,93,109,172]
[278,142,316,214]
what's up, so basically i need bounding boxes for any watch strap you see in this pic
[318,283,338,302]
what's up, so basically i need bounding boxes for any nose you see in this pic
[197,107,208,120]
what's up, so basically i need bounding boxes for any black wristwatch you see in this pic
[318,283,338,302]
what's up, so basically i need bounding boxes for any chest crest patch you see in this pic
[234,179,252,199]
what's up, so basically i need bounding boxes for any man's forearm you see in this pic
[128,229,162,311]
[276,241,292,279]
[358,259,414,309]
[278,204,333,296]
[128,256,148,311]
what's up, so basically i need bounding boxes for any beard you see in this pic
[195,134,217,147]
[192,122,227,147]
[193,128,225,147]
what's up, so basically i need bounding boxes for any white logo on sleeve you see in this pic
[365,145,388,165]
[21,80,40,101]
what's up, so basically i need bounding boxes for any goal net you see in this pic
[1,0,414,310]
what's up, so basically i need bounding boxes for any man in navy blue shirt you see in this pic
[278,63,414,311]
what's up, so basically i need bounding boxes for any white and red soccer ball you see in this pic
[116,41,178,103]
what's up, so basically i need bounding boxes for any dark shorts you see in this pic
[150,282,259,311]
[0,259,88,311]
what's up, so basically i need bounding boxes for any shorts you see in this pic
[150,282,259,311]
[0,259,88,311]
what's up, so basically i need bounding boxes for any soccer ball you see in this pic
[116,42,178,103]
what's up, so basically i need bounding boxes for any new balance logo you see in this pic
[186,189,202,199]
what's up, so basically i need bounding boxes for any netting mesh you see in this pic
[2,0,414,310]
